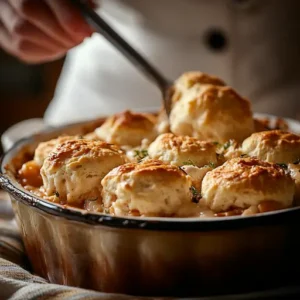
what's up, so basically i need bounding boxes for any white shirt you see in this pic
[44,0,300,126]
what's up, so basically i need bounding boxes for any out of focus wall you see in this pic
[0,50,64,144]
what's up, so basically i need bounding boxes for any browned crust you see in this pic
[210,157,287,184]
[153,133,216,152]
[105,110,156,130]
[48,139,124,167]
[200,86,253,119]
[105,160,187,179]
[176,71,226,89]
[248,130,300,147]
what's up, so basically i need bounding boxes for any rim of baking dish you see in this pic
[1,113,300,231]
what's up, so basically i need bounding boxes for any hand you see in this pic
[0,0,94,63]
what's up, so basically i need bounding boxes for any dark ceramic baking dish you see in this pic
[1,114,300,298]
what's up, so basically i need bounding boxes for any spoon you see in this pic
[71,0,173,116]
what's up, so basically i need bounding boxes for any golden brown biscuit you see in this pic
[101,160,197,217]
[95,110,157,147]
[242,130,300,163]
[171,71,226,104]
[41,139,127,206]
[170,85,254,143]
[202,157,295,212]
[148,133,217,167]
[34,136,80,167]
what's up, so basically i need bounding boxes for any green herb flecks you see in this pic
[213,141,223,152]
[205,162,216,169]
[190,186,202,204]
[182,159,196,166]
[223,140,233,150]
[134,149,148,162]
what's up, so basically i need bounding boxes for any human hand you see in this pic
[0,0,94,63]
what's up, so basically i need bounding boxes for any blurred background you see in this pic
[0,50,64,154]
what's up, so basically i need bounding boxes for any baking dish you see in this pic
[1,114,300,297]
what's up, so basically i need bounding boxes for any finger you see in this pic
[0,23,64,63]
[8,0,78,48]
[0,1,67,54]
[0,27,59,63]
[45,0,94,43]
[13,23,67,54]
[0,1,19,33]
